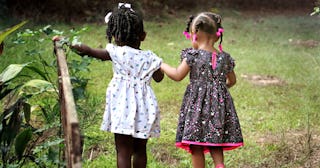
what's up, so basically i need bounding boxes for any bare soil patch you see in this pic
[241,74,285,86]
[256,130,320,168]
[289,39,320,48]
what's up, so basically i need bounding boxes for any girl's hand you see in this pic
[226,71,236,88]
[52,35,86,56]
[70,43,88,56]
[52,35,61,42]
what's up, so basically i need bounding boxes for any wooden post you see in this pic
[54,41,82,168]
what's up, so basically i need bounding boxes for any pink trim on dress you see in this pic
[176,141,244,153]
[211,52,217,70]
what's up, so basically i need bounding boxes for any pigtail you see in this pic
[215,15,223,51]
[183,15,194,39]
[185,15,194,32]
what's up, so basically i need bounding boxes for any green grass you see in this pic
[1,9,320,167]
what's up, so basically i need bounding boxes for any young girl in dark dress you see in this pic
[161,12,243,168]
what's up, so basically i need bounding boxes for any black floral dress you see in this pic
[175,48,243,153]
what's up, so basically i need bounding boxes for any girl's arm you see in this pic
[161,59,190,81]
[152,69,164,83]
[52,36,111,61]
[72,44,111,61]
[226,70,237,88]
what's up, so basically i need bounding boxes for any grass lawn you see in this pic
[1,9,320,168]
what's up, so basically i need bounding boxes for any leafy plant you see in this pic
[311,6,320,16]
[0,62,56,167]
[0,21,27,56]
[0,23,92,167]
[311,0,320,15]
[0,21,27,44]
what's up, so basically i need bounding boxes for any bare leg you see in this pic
[132,138,148,168]
[115,134,133,168]
[209,147,224,168]
[190,145,205,168]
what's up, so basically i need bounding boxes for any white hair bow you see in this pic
[118,3,131,9]
[104,3,133,24]
[105,12,112,24]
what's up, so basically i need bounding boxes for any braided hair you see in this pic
[185,12,223,46]
[106,4,144,47]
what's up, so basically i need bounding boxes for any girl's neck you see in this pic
[197,41,218,53]
[116,41,141,50]
[194,31,218,53]
[198,44,214,52]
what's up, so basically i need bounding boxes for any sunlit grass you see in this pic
[1,9,320,167]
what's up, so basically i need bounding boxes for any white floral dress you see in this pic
[100,44,162,139]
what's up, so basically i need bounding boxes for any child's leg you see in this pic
[209,147,224,168]
[114,134,133,168]
[190,145,205,168]
[132,138,148,168]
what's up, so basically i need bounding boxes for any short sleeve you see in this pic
[224,52,236,73]
[180,48,198,66]
[148,51,162,70]
[106,43,116,59]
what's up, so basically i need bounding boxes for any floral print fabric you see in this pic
[100,44,162,139]
[176,48,243,153]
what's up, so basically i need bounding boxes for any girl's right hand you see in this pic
[52,35,61,42]
[52,35,87,56]
[70,43,88,56]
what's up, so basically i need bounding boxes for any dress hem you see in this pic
[176,141,243,153]
[100,128,160,139]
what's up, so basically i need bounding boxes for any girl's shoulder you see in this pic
[181,47,199,59]
[220,50,230,56]
[106,44,161,63]
[219,50,234,61]
[181,47,198,55]
[107,43,156,56]
[180,48,202,64]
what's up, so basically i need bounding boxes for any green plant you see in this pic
[0,63,56,167]
[0,21,27,56]
[311,0,320,15]
[0,23,92,167]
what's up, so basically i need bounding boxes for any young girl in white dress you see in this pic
[66,3,164,168]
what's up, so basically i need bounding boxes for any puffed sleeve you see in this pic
[147,51,162,71]
[106,43,116,60]
[180,48,198,67]
[224,52,236,73]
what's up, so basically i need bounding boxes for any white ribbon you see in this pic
[105,3,133,24]
[118,3,131,9]
[105,12,112,24]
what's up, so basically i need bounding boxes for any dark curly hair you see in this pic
[106,4,144,47]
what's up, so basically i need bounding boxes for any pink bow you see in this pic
[183,31,191,39]
[216,28,224,37]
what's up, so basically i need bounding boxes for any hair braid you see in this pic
[106,5,144,46]
[208,13,223,46]
[185,15,194,32]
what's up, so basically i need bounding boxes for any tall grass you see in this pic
[1,9,320,167]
